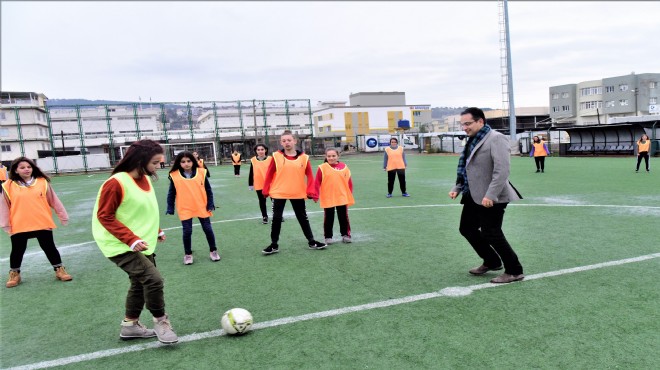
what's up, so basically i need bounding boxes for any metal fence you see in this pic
[2,99,316,173]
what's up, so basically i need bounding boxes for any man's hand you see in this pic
[448,191,459,200]
[481,197,494,208]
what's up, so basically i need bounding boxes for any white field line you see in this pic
[1,203,658,263]
[6,252,660,370]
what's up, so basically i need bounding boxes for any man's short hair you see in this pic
[461,107,486,123]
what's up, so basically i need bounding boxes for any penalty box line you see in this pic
[6,252,660,370]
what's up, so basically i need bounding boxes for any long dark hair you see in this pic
[112,139,164,179]
[8,157,50,182]
[253,144,269,156]
[169,151,198,174]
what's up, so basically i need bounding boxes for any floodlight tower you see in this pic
[498,0,517,143]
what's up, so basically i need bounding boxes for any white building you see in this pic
[312,92,432,144]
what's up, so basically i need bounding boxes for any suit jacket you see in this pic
[451,130,522,204]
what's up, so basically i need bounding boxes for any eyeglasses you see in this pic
[460,120,477,127]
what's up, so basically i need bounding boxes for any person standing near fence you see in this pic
[0,157,73,288]
[192,151,210,177]
[92,139,178,344]
[231,150,242,177]
[448,107,524,284]
[261,130,326,255]
[166,151,220,265]
[529,135,550,173]
[314,148,354,245]
[635,134,651,173]
[384,137,409,198]
[248,144,273,224]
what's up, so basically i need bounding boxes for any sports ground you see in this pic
[1,153,658,369]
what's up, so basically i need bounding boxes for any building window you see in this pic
[562,105,570,111]
[605,86,615,93]
[650,82,657,89]
[562,92,569,98]
[1,144,11,152]
[619,84,629,91]
[579,101,603,110]
[0,112,6,120]
[552,106,560,112]
[552,93,559,100]
[0,128,8,137]
[580,87,602,96]
[650,97,657,105]
[619,99,629,106]
[605,101,615,108]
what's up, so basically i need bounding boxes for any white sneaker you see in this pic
[153,315,178,344]
[342,236,352,243]
[324,238,334,245]
[210,250,221,262]
[120,320,156,340]
[183,255,193,265]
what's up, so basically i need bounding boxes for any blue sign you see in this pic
[366,138,378,148]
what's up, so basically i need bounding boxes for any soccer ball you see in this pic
[221,308,253,335]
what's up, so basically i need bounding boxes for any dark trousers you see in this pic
[323,205,351,238]
[636,152,650,171]
[534,156,546,171]
[256,190,268,218]
[459,194,523,275]
[233,165,241,175]
[10,230,63,270]
[181,217,216,255]
[108,252,165,319]
[270,198,315,247]
[387,169,406,194]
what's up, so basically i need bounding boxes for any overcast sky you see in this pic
[2,1,659,108]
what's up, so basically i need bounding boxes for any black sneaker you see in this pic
[262,245,279,255]
[308,240,327,250]
[262,217,269,224]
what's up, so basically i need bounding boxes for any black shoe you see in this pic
[535,170,540,173]
[308,240,327,250]
[262,217,269,224]
[262,245,279,255]
[541,170,544,173]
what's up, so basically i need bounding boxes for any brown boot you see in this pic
[55,266,73,281]
[6,271,21,288]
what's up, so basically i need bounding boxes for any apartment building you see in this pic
[312,92,432,144]
[549,72,659,126]
[0,91,50,164]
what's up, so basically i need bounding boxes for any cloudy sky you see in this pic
[2,1,659,108]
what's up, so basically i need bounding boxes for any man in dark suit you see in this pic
[449,107,524,284]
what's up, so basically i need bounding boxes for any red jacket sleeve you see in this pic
[305,160,316,199]
[313,167,323,201]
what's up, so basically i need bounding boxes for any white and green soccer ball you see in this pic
[221,308,253,335]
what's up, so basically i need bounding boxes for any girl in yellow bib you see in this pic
[0,157,72,288]
[231,150,242,177]
[636,134,651,172]
[261,130,325,255]
[314,148,355,244]
[166,151,219,265]
[92,140,178,344]
[248,144,273,224]
[529,136,550,173]
[384,137,409,197]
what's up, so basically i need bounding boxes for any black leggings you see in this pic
[256,189,268,218]
[324,205,351,238]
[534,156,546,171]
[233,165,241,175]
[10,230,63,271]
[270,198,315,246]
[636,152,649,171]
[387,169,406,194]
